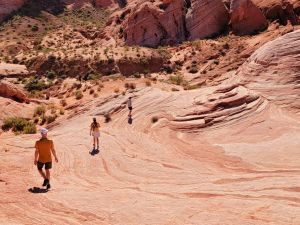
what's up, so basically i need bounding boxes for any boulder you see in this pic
[237,29,300,113]
[123,0,186,47]
[0,80,28,103]
[230,0,268,35]
[253,0,299,25]
[186,0,229,40]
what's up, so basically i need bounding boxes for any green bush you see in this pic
[75,90,83,100]
[46,115,56,124]
[87,73,101,81]
[169,74,186,86]
[31,25,39,32]
[23,123,37,134]
[34,105,46,116]
[1,117,36,134]
[25,78,48,92]
[46,70,56,80]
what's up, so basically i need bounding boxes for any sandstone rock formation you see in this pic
[253,0,299,25]
[237,29,300,113]
[0,80,27,102]
[230,0,268,35]
[186,0,229,40]
[0,63,29,78]
[0,0,26,22]
[123,0,186,47]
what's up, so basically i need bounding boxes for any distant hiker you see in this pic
[128,97,132,116]
[34,128,58,189]
[90,118,100,149]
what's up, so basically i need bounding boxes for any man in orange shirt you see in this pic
[34,128,58,189]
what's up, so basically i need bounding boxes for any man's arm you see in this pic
[34,144,39,165]
[51,142,58,163]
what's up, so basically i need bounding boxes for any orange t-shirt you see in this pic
[35,138,53,163]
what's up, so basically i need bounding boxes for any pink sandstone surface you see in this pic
[0,30,300,224]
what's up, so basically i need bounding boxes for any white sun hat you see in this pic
[40,128,49,135]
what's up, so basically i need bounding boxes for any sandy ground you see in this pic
[0,85,300,225]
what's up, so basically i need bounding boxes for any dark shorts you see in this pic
[128,107,133,111]
[37,161,52,170]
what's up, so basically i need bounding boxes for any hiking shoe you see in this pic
[46,184,51,189]
[42,179,49,186]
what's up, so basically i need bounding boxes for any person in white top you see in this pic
[128,97,132,116]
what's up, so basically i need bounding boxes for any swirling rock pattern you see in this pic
[237,29,300,113]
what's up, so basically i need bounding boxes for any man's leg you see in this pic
[96,138,99,149]
[45,162,52,189]
[38,169,46,179]
[45,169,50,181]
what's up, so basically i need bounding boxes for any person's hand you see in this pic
[55,157,58,163]
[34,160,37,165]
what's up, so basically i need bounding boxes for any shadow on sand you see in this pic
[28,187,48,194]
[90,148,100,156]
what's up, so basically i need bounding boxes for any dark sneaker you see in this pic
[42,179,49,186]
[46,183,51,189]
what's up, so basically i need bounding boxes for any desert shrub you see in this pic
[169,74,186,86]
[59,108,65,115]
[46,70,56,80]
[125,83,136,90]
[133,73,141,78]
[89,89,95,95]
[34,105,46,116]
[31,25,39,32]
[97,87,101,92]
[189,66,198,74]
[145,80,151,86]
[151,116,158,123]
[25,78,48,92]
[46,115,56,124]
[87,73,101,81]
[72,83,82,90]
[75,90,83,100]
[1,117,36,134]
[93,93,98,98]
[114,88,120,93]
[40,115,46,125]
[23,123,37,134]
[33,117,39,124]
[171,87,180,91]
[107,58,114,64]
[60,99,67,107]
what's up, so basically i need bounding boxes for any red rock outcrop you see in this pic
[0,63,29,78]
[186,0,229,40]
[123,0,186,47]
[0,0,26,22]
[237,29,300,113]
[253,0,299,25]
[0,80,28,102]
[230,0,268,35]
